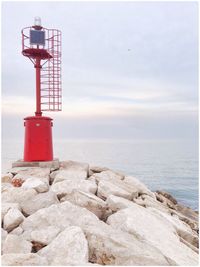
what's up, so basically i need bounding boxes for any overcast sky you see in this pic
[1,1,198,140]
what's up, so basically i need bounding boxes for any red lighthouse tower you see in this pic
[21,17,62,162]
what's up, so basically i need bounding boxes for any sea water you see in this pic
[1,139,198,210]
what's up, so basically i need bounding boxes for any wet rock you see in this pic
[38,226,88,265]
[3,208,25,232]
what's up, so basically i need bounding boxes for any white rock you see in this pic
[106,194,135,212]
[21,177,49,193]
[3,234,32,254]
[61,190,110,219]
[30,226,60,245]
[51,169,88,184]
[107,205,198,265]
[91,170,124,182]
[59,160,89,173]
[21,201,169,266]
[50,179,97,198]
[1,187,37,206]
[1,253,48,266]
[97,180,133,200]
[10,167,50,177]
[38,226,88,265]
[84,222,170,265]
[1,173,13,183]
[3,208,25,232]
[10,226,24,236]
[124,175,155,198]
[1,229,7,253]
[21,201,99,233]
[21,191,59,216]
[1,203,21,221]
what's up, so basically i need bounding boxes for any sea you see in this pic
[1,139,199,210]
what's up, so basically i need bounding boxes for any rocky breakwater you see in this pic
[1,160,199,266]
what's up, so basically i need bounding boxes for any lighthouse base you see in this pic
[24,116,53,162]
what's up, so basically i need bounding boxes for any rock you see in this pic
[1,182,13,192]
[10,167,50,177]
[3,208,25,232]
[1,173,13,183]
[10,226,24,236]
[51,169,88,184]
[30,226,60,245]
[21,202,170,266]
[148,207,199,249]
[124,175,155,198]
[97,180,133,200]
[107,205,198,265]
[1,229,7,253]
[50,179,97,199]
[21,177,49,193]
[2,234,32,254]
[21,201,99,233]
[91,170,124,182]
[1,253,48,266]
[175,203,199,222]
[133,194,170,213]
[156,190,178,205]
[1,187,37,206]
[84,223,171,265]
[1,203,21,222]
[61,190,110,220]
[89,165,110,173]
[106,194,135,212]
[21,191,59,216]
[50,160,89,184]
[38,226,88,265]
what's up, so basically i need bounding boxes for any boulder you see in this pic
[1,253,48,266]
[84,223,171,265]
[89,165,110,173]
[21,191,59,216]
[90,170,124,182]
[21,177,49,193]
[60,160,89,172]
[60,190,110,220]
[1,173,13,183]
[2,234,32,254]
[21,202,170,266]
[106,194,135,212]
[1,203,21,221]
[10,226,24,236]
[97,180,133,200]
[51,169,88,184]
[107,205,198,265]
[1,229,7,253]
[50,179,97,199]
[10,167,50,177]
[1,187,37,206]
[124,176,155,198]
[3,208,25,232]
[30,226,60,245]
[21,201,99,233]
[38,226,88,265]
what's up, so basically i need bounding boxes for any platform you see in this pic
[12,159,59,169]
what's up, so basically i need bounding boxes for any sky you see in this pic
[1,1,199,140]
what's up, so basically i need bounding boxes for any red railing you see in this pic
[21,27,62,112]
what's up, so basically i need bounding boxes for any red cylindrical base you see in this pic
[24,116,53,162]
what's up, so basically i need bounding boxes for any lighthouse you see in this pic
[21,17,62,162]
